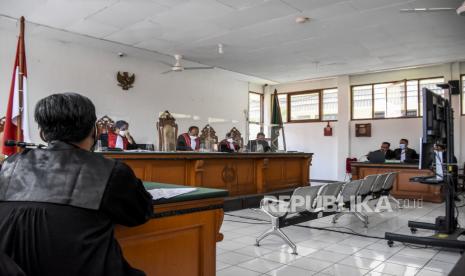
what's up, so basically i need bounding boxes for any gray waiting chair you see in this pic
[332,179,368,227]
[256,182,344,254]
[378,172,402,209]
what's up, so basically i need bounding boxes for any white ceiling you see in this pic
[0,0,464,83]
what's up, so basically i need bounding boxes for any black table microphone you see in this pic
[4,140,46,149]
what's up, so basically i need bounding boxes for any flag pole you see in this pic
[16,16,25,147]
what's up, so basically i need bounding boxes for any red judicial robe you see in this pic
[219,139,239,153]
[176,133,200,151]
[108,131,129,150]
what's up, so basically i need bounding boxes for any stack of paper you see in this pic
[148,188,197,200]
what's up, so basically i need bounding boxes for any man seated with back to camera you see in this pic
[0,93,153,276]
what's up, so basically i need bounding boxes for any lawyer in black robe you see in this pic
[0,93,153,276]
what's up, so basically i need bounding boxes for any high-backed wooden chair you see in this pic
[0,116,6,158]
[229,127,244,148]
[200,124,218,151]
[96,115,114,148]
[157,111,178,151]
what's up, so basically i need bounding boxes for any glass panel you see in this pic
[352,85,373,119]
[322,88,338,121]
[419,78,444,116]
[373,83,390,118]
[406,80,419,117]
[462,76,465,115]
[249,93,261,123]
[277,94,288,122]
[386,82,405,118]
[248,123,260,141]
[290,93,320,120]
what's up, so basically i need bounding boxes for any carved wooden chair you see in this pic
[157,111,178,151]
[200,124,218,151]
[96,115,114,148]
[229,127,244,148]
[0,116,5,158]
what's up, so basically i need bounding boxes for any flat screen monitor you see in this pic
[419,88,448,170]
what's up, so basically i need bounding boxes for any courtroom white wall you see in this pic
[270,62,465,181]
[0,28,252,145]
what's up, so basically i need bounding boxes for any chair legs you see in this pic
[255,217,297,255]
[388,195,403,209]
[376,195,402,210]
[332,211,369,228]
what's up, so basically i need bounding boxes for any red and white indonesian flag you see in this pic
[2,33,31,155]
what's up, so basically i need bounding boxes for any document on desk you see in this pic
[148,188,197,200]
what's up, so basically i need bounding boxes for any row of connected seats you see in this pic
[255,172,399,254]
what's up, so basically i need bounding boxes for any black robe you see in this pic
[0,142,153,276]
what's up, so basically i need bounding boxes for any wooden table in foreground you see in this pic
[103,152,313,197]
[351,162,442,203]
[115,182,228,276]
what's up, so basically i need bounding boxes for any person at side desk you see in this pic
[394,138,418,162]
[246,132,271,152]
[108,120,137,150]
[219,132,240,153]
[367,142,395,161]
[176,126,200,151]
[0,93,153,276]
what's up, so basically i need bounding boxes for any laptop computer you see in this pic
[367,151,386,163]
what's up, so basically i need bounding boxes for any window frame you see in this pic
[248,91,264,132]
[273,87,338,124]
[351,76,444,121]
[461,74,465,116]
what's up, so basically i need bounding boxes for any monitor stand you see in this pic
[385,170,465,250]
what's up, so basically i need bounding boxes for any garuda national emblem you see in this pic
[116,71,135,90]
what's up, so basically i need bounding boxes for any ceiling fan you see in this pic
[160,54,214,74]
[400,0,465,15]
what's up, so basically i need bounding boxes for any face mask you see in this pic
[189,135,197,140]
[119,130,126,136]
[227,138,233,143]
[399,144,406,150]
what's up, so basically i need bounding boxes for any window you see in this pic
[461,75,465,115]
[248,92,263,140]
[273,88,338,123]
[352,85,373,119]
[351,77,444,120]
[277,94,288,122]
[322,88,338,120]
[290,92,319,121]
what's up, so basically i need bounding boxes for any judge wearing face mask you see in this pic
[394,138,418,162]
[219,132,240,153]
[107,120,137,150]
[176,126,201,151]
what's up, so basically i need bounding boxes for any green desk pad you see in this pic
[143,182,228,204]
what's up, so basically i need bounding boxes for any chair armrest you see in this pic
[260,197,290,218]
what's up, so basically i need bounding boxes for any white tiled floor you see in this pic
[216,197,465,276]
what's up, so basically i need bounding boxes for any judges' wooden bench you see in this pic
[351,162,442,203]
[115,182,228,276]
[103,152,313,197]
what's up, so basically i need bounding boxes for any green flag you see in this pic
[271,89,284,151]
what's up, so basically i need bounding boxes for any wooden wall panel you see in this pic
[105,153,313,197]
[352,163,442,203]
[116,207,220,276]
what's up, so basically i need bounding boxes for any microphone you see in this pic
[4,140,46,149]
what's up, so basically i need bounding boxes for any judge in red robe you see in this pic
[176,126,200,151]
[107,120,137,150]
[219,132,240,153]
